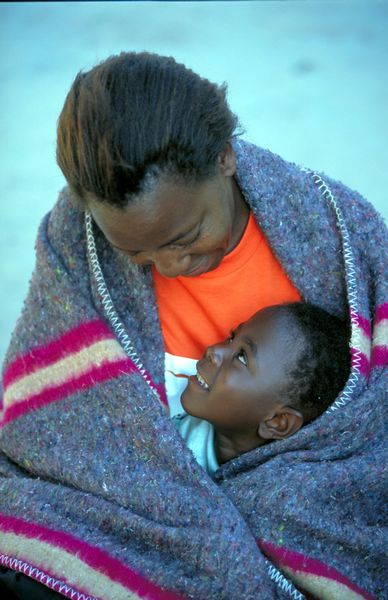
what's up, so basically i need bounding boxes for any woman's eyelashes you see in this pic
[117,225,203,257]
[169,227,202,250]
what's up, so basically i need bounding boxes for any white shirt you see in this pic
[172,413,219,476]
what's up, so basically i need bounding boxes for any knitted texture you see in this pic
[0,140,387,599]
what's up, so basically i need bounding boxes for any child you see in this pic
[174,302,350,475]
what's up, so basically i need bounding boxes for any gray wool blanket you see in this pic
[0,140,387,600]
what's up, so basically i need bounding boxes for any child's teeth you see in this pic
[196,373,209,390]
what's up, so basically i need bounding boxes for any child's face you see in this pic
[181,309,303,433]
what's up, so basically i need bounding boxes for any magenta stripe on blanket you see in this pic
[351,348,370,377]
[1,359,137,426]
[354,313,371,337]
[257,539,374,599]
[371,345,388,367]
[0,514,186,600]
[3,320,113,387]
[375,302,388,323]
[155,383,168,405]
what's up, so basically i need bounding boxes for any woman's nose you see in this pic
[131,248,190,278]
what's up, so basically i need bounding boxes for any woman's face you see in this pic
[87,151,249,278]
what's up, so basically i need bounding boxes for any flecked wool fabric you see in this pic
[0,140,387,600]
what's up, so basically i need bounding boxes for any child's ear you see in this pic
[217,143,236,176]
[258,407,304,441]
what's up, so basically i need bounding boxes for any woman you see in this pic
[0,52,386,600]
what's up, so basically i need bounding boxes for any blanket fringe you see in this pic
[85,211,163,405]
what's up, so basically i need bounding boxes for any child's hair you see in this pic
[274,302,351,422]
[56,51,240,207]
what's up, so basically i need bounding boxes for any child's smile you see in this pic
[181,308,305,435]
[193,370,210,390]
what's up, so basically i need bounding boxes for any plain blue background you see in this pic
[1,1,387,362]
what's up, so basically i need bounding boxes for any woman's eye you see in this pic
[170,229,201,249]
[235,349,248,366]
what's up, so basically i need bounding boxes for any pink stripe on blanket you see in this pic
[0,514,185,600]
[257,539,374,599]
[371,345,388,367]
[375,303,388,323]
[353,313,371,338]
[3,320,113,387]
[2,359,137,426]
[351,348,370,377]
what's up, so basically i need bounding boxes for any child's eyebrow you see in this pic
[241,335,258,356]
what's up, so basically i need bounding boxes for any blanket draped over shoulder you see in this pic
[1,140,387,600]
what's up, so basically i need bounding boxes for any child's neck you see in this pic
[214,430,267,465]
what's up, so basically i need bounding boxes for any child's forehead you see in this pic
[241,307,299,341]
[245,307,286,329]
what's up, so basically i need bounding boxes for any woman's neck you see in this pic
[227,178,250,253]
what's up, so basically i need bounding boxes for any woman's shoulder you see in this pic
[31,186,91,289]
[46,186,85,244]
[233,138,386,231]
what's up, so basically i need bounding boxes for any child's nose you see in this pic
[205,343,225,366]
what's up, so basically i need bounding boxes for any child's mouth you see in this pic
[195,371,210,390]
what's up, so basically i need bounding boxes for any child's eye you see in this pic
[235,349,248,366]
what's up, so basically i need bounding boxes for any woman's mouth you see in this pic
[182,258,210,277]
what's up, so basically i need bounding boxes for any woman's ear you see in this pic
[217,143,236,177]
[258,407,304,441]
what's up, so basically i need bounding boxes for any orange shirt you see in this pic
[153,212,301,360]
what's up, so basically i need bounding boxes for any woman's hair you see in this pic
[274,303,351,422]
[56,52,240,207]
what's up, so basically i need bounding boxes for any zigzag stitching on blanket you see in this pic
[0,514,184,600]
[262,169,375,600]
[0,554,96,600]
[355,313,371,337]
[309,172,365,409]
[265,560,306,599]
[350,348,369,377]
[260,540,375,599]
[85,211,166,406]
